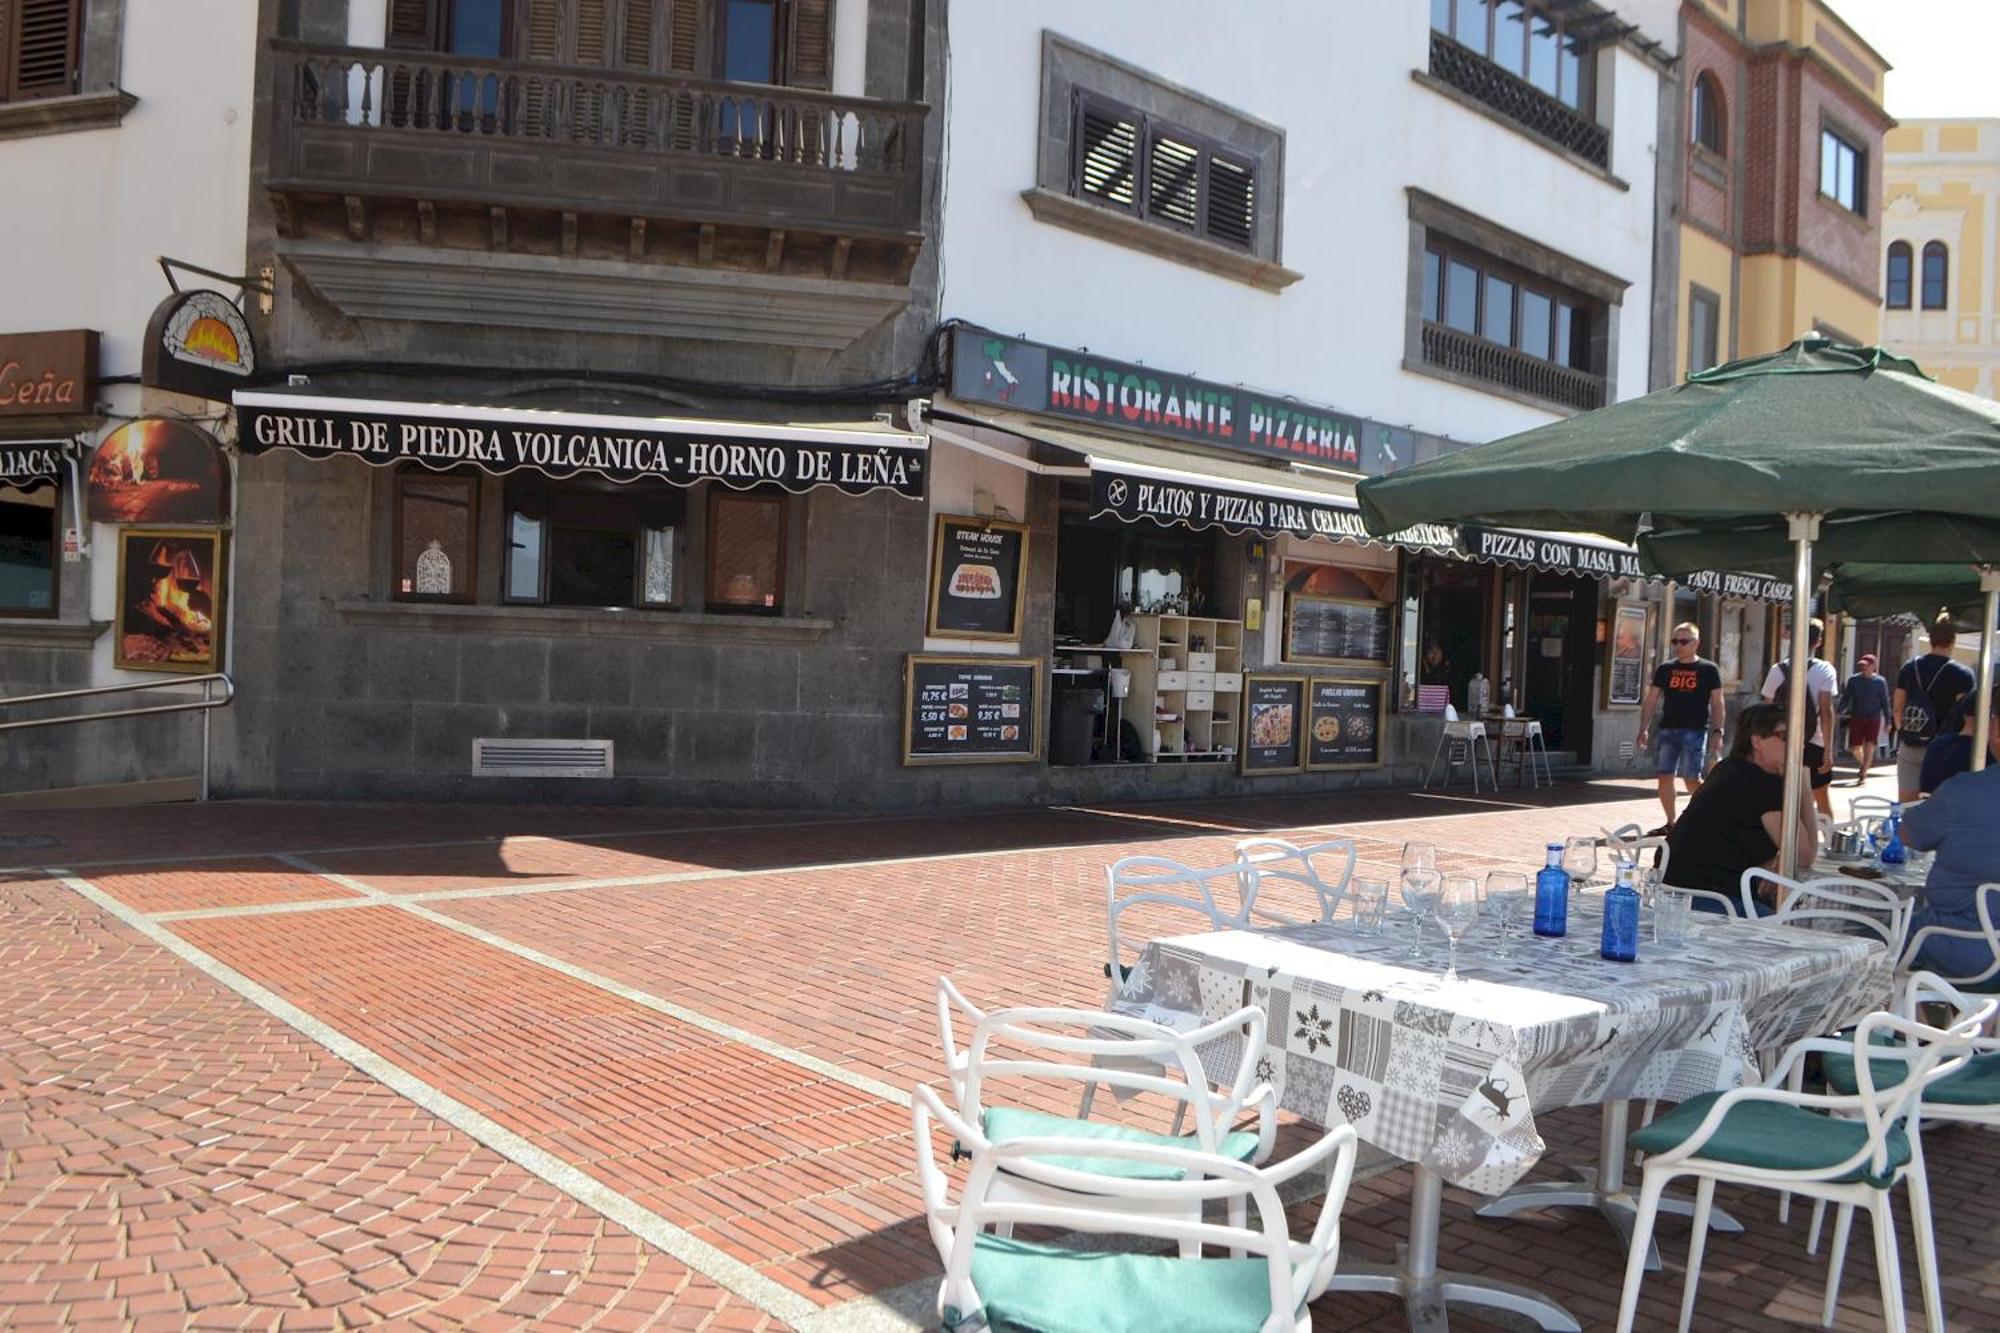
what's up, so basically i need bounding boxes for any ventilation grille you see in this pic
[471,738,614,778]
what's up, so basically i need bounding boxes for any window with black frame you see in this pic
[1885,241,1912,310]
[1420,237,1604,408]
[1426,0,1604,165]
[504,480,682,608]
[0,484,58,616]
[1072,91,1259,251]
[1921,241,1949,310]
[1819,125,1865,214]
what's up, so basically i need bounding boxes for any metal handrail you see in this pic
[0,673,234,800]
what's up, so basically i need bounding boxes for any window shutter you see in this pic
[784,0,831,90]
[1204,154,1256,249]
[384,0,438,51]
[618,0,656,70]
[523,0,563,60]
[1145,130,1202,231]
[9,0,80,99]
[1074,95,1140,212]
[574,0,609,64]
[666,0,700,72]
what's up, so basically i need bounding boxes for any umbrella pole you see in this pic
[1778,514,1821,880]
[1974,568,1999,774]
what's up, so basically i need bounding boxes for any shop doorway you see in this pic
[1522,574,1597,754]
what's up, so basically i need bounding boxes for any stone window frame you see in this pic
[1402,186,1628,416]
[0,0,136,142]
[1023,31,1300,293]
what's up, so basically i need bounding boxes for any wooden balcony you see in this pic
[263,39,928,299]
[1421,321,1606,412]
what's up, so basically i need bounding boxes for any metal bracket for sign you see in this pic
[156,256,274,300]
[63,447,91,559]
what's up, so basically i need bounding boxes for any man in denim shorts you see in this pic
[1637,622,1725,828]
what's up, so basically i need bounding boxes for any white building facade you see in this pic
[923,0,1720,785]
[0,1,258,799]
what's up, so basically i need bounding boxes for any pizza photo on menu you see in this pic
[1250,702,1293,748]
[948,563,1002,599]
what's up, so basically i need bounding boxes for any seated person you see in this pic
[1917,684,1990,794]
[1665,703,1818,914]
[1902,691,2000,982]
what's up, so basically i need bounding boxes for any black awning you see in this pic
[232,392,928,499]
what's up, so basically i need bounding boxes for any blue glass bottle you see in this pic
[1601,863,1640,962]
[1881,802,1908,865]
[1534,843,1569,937]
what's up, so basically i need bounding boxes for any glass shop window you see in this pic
[705,488,787,613]
[0,485,58,616]
[394,471,478,602]
[505,480,682,608]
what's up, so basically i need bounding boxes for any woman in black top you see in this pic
[1665,703,1819,914]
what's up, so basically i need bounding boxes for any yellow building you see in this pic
[1675,0,1892,381]
[1882,119,2000,398]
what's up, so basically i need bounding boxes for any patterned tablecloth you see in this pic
[1816,852,1933,897]
[1109,907,1890,1196]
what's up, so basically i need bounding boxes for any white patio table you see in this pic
[1108,902,1891,1332]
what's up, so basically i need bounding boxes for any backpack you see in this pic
[1899,658,1949,746]
[1771,661,1821,743]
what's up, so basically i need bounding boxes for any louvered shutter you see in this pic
[1203,153,1256,249]
[613,0,655,146]
[1145,129,1201,232]
[520,0,562,136]
[1073,94,1140,212]
[384,0,438,50]
[662,0,700,148]
[783,0,831,90]
[7,0,80,100]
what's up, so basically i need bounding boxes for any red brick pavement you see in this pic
[6,774,1997,1330]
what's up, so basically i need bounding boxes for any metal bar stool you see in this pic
[1495,715,1554,788]
[1423,707,1499,792]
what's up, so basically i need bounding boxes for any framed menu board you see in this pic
[1604,601,1647,708]
[902,654,1041,765]
[1284,594,1393,667]
[927,515,1029,640]
[1305,678,1385,769]
[1239,674,1306,775]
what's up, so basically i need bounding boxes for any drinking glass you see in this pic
[1562,836,1599,897]
[1401,842,1438,876]
[1400,868,1441,959]
[1349,877,1389,936]
[1655,889,1693,946]
[1434,875,1481,983]
[1484,871,1530,957]
[1635,864,1663,912]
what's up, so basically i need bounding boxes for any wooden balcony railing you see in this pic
[1422,322,1606,411]
[1429,31,1609,169]
[266,39,927,238]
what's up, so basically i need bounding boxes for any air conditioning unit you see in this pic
[471,738,614,778]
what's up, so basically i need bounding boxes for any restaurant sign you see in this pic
[0,329,99,418]
[1458,525,1647,579]
[0,440,66,487]
[952,326,1433,472]
[234,393,927,499]
[1090,463,1455,549]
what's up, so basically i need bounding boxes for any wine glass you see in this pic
[1400,868,1441,959]
[1484,871,1529,958]
[1401,842,1437,876]
[1562,836,1599,899]
[1434,875,1481,983]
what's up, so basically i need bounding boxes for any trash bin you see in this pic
[1051,681,1099,766]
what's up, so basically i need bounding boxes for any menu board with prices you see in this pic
[927,515,1029,639]
[1306,679,1385,769]
[1239,675,1306,775]
[902,655,1041,764]
[1284,595,1393,666]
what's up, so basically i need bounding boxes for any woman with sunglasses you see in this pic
[1664,703,1819,914]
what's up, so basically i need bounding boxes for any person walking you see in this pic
[1893,616,1977,802]
[1760,617,1839,818]
[1837,653,1891,785]
[1636,622,1724,828]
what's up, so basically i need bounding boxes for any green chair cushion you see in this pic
[982,1107,1259,1181]
[1629,1092,1911,1188]
[1823,1047,2000,1107]
[943,1233,1283,1333]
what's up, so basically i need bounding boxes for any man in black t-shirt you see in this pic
[1637,622,1725,827]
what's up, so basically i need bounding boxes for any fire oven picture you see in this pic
[1249,702,1294,748]
[87,419,231,524]
[115,529,226,673]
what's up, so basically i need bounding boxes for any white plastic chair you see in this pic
[1790,974,2000,1333]
[1103,855,1250,1004]
[934,978,1276,1243]
[1850,794,1895,827]
[1742,868,1913,952]
[1233,837,1357,925]
[1897,882,2000,998]
[913,1083,1359,1333]
[1600,823,1672,881]
[1613,1004,1981,1333]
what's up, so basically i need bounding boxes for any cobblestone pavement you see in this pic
[5,770,1997,1330]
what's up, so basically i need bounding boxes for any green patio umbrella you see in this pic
[1357,337,2000,874]
[1827,562,1999,774]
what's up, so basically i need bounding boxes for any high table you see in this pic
[1111,906,1891,1331]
